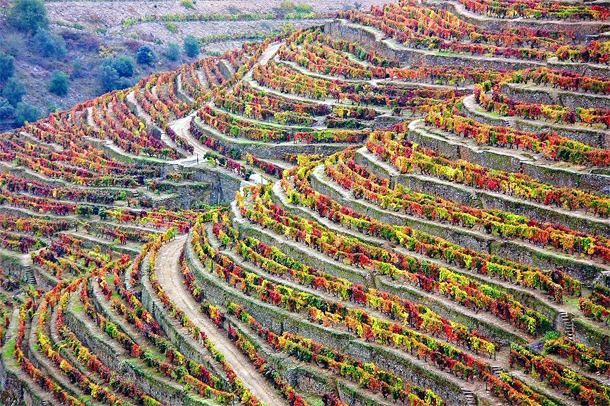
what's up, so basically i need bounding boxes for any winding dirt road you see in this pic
[154,234,287,406]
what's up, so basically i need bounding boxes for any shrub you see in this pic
[33,29,66,59]
[2,78,26,106]
[48,70,69,96]
[184,36,200,58]
[282,23,295,34]
[136,46,155,65]
[165,22,178,33]
[280,1,296,11]
[0,98,14,119]
[71,58,83,78]
[8,0,49,34]
[122,39,142,52]
[111,56,135,77]
[3,34,21,57]
[165,42,181,61]
[82,35,102,52]
[294,3,313,13]
[280,2,312,13]
[0,52,14,82]
[15,102,39,126]
[99,59,133,92]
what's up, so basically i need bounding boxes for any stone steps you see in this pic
[559,311,575,340]
[463,390,476,406]
[491,366,504,377]
[22,265,36,285]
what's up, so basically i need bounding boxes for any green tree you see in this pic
[0,52,14,82]
[136,46,155,65]
[33,29,66,59]
[183,36,200,58]
[165,42,181,61]
[2,78,26,106]
[8,0,49,34]
[15,102,39,126]
[48,70,69,96]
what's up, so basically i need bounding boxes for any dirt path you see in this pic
[154,235,288,406]
[169,112,207,157]
[168,41,284,158]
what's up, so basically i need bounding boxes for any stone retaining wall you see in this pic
[192,119,349,159]
[354,149,610,239]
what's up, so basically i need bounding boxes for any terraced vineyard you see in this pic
[3,0,610,405]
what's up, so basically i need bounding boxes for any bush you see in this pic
[2,78,26,106]
[183,36,200,58]
[33,29,66,59]
[112,56,135,77]
[48,70,69,96]
[0,98,14,119]
[165,22,178,33]
[8,0,49,34]
[281,23,296,34]
[0,52,14,82]
[15,102,39,126]
[136,46,155,65]
[280,2,312,13]
[71,58,83,78]
[99,58,134,92]
[165,42,181,61]
[3,34,22,57]
[280,1,295,11]
[294,3,313,13]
